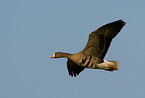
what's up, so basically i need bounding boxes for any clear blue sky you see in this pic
[1,0,145,98]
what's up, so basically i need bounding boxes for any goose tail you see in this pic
[105,61,120,71]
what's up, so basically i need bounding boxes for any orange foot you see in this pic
[107,65,117,69]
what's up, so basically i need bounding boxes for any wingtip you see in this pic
[117,19,126,25]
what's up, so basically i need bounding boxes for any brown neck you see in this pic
[56,52,72,58]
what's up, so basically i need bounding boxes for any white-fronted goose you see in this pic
[50,20,126,77]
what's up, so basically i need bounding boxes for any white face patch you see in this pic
[52,53,55,58]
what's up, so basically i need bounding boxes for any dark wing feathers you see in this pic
[67,59,85,77]
[83,20,126,58]
[100,38,112,58]
[96,20,126,38]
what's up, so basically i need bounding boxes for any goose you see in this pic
[50,20,126,77]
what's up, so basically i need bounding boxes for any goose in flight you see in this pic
[50,20,126,77]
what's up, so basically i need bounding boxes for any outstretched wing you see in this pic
[82,20,126,58]
[67,59,85,77]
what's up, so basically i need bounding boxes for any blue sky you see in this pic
[1,0,145,98]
